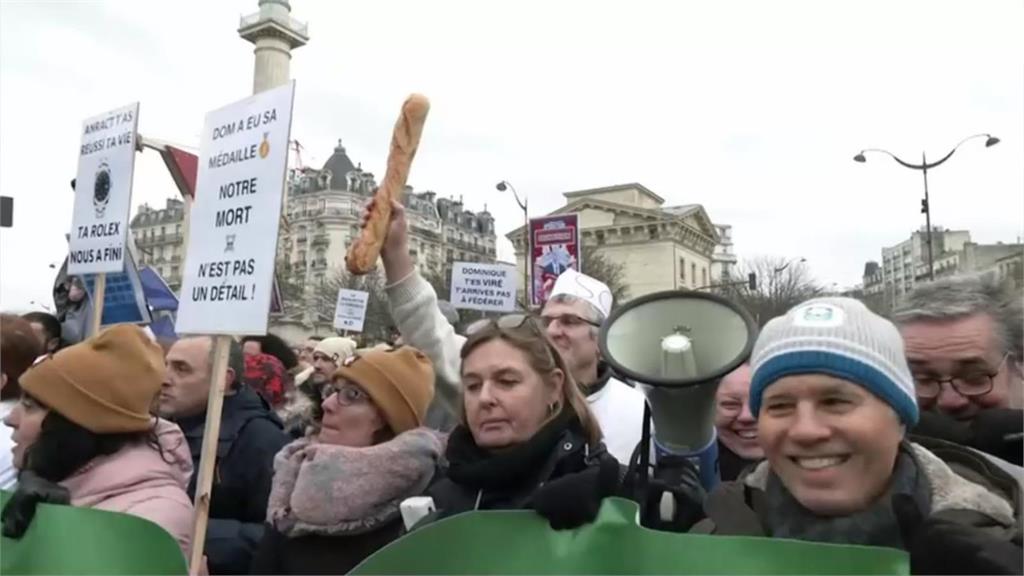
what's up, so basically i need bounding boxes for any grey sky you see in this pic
[2,0,1022,313]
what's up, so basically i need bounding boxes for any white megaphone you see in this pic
[600,290,757,490]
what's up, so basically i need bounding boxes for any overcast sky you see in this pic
[2,0,1022,313]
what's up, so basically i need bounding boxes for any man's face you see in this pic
[243,340,262,356]
[758,374,903,516]
[901,313,1021,420]
[28,322,57,353]
[299,339,317,365]
[715,364,762,460]
[541,300,601,385]
[311,351,339,385]
[159,337,214,419]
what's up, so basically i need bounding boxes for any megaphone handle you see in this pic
[638,402,652,524]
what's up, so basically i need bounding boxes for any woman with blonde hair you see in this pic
[418,314,621,529]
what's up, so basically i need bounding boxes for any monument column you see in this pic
[238,0,309,94]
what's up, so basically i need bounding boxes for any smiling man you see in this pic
[714,363,763,480]
[893,275,1023,464]
[692,298,1022,575]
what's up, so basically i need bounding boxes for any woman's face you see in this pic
[461,339,563,450]
[3,395,49,469]
[318,380,386,447]
[758,374,904,516]
[68,279,85,303]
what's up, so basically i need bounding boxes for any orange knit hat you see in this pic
[20,324,165,433]
[333,346,434,435]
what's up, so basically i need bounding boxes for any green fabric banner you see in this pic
[0,490,187,575]
[353,497,910,575]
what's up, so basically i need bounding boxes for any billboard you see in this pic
[529,214,580,307]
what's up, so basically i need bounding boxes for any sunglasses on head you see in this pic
[465,314,545,337]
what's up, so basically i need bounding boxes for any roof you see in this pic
[561,182,665,205]
[320,140,357,182]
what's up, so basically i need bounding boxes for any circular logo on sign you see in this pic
[93,161,112,218]
[259,132,270,159]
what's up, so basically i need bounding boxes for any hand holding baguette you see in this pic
[345,94,430,275]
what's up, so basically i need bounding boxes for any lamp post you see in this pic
[771,257,806,299]
[496,180,530,309]
[854,133,999,281]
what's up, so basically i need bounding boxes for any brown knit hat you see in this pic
[19,324,165,433]
[333,346,435,435]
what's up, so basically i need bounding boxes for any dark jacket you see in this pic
[914,409,1024,466]
[178,385,289,575]
[424,425,618,520]
[693,437,1022,574]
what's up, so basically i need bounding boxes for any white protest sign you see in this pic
[176,82,295,335]
[68,102,139,274]
[334,288,370,332]
[450,262,517,312]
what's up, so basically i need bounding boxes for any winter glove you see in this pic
[529,456,620,530]
[641,454,706,532]
[894,493,1023,575]
[1,470,71,539]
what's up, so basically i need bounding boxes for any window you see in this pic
[171,266,179,277]
[691,263,697,285]
[702,267,708,286]
[679,258,686,281]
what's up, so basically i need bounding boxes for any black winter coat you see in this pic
[424,425,618,520]
[178,385,289,575]
[250,519,403,575]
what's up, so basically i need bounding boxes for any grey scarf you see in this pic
[267,428,445,537]
[762,448,931,548]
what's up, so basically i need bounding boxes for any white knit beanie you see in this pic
[749,297,918,425]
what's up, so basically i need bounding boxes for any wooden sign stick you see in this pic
[90,273,106,336]
[187,335,232,573]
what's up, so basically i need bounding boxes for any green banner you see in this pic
[1,490,187,575]
[353,497,909,575]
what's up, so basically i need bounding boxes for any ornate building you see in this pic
[507,183,723,301]
[130,198,186,290]
[274,140,497,335]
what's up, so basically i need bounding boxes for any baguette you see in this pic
[345,94,430,275]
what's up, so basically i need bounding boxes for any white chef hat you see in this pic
[549,269,614,320]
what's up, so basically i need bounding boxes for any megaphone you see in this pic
[600,290,757,491]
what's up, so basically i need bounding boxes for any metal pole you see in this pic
[523,199,530,310]
[922,151,935,281]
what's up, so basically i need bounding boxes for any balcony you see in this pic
[311,233,329,247]
[311,259,328,269]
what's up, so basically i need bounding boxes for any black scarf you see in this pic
[761,446,932,548]
[445,410,575,491]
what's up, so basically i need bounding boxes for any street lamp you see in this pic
[496,180,530,308]
[854,133,999,281]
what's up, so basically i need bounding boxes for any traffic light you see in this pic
[920,198,928,214]
[748,272,757,291]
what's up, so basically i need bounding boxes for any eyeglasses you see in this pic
[538,313,601,330]
[913,353,1009,399]
[312,352,338,364]
[321,381,371,406]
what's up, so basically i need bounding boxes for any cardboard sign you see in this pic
[529,214,580,307]
[450,262,517,312]
[353,497,909,575]
[82,247,151,326]
[68,102,140,274]
[0,490,187,575]
[334,288,369,332]
[176,82,296,335]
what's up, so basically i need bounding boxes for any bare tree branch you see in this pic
[716,255,823,326]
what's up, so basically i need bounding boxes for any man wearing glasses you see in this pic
[894,274,1023,465]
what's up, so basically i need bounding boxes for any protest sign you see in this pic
[176,82,295,335]
[353,497,908,575]
[334,288,370,332]
[529,214,579,307]
[68,102,139,275]
[83,247,151,326]
[450,262,517,312]
[0,490,187,575]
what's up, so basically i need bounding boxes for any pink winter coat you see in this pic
[60,418,195,557]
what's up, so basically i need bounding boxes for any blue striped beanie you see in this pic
[749,297,918,425]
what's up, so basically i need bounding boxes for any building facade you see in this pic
[506,183,722,302]
[274,140,497,334]
[711,223,737,282]
[130,199,186,290]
